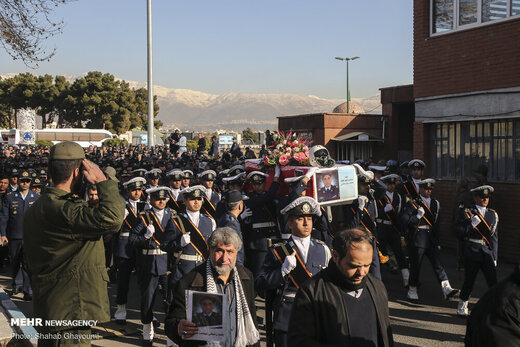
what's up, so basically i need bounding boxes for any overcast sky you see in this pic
[0,0,413,99]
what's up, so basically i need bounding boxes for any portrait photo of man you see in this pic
[191,294,223,327]
[317,171,340,202]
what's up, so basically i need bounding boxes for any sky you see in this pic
[0,0,413,100]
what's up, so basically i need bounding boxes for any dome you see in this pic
[332,102,365,114]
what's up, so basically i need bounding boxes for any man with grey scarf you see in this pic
[165,227,260,347]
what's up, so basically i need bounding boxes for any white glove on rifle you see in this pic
[240,207,253,219]
[144,224,155,239]
[470,215,481,228]
[180,233,191,247]
[358,196,368,211]
[274,165,281,178]
[416,207,425,219]
[281,252,297,276]
[124,209,129,219]
[384,204,393,213]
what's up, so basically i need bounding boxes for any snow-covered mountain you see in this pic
[1,73,382,131]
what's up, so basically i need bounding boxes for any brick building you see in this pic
[413,0,520,262]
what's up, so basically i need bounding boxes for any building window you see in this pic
[432,0,520,34]
[432,120,519,181]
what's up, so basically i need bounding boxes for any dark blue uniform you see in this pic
[455,206,498,301]
[244,181,280,277]
[401,197,449,287]
[115,199,147,306]
[217,211,244,265]
[256,237,330,347]
[0,190,39,296]
[129,208,179,324]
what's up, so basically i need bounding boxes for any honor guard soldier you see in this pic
[181,170,193,190]
[30,178,42,195]
[256,197,331,347]
[0,170,39,300]
[244,168,281,278]
[398,159,425,202]
[166,169,184,213]
[8,168,18,192]
[217,190,249,265]
[128,186,179,344]
[401,179,459,301]
[377,174,409,287]
[455,185,498,316]
[169,185,216,286]
[114,177,147,324]
[198,170,220,219]
[343,164,387,280]
[146,168,162,189]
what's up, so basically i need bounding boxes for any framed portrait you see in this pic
[186,290,227,342]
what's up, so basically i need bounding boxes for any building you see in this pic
[413,0,520,262]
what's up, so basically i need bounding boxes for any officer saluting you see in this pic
[256,196,331,347]
[0,170,39,300]
[455,185,498,317]
[114,177,147,324]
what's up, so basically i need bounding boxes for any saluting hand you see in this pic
[81,159,107,185]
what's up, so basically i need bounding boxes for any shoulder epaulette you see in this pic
[313,239,326,245]
[488,208,497,213]
[271,242,285,248]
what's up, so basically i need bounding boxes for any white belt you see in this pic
[252,222,276,229]
[120,232,130,237]
[468,238,486,245]
[283,291,297,298]
[142,249,167,255]
[417,225,431,230]
[376,220,393,225]
[173,252,203,262]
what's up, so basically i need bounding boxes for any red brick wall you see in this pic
[414,0,520,98]
[435,180,520,263]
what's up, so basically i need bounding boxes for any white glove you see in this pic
[304,167,318,179]
[358,196,368,210]
[470,215,480,228]
[353,164,374,181]
[274,165,281,178]
[240,207,253,219]
[281,252,297,276]
[494,260,497,267]
[144,224,155,239]
[416,207,425,219]
[384,204,393,213]
[124,209,129,219]
[180,233,191,247]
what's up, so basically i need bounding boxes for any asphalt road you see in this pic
[0,250,515,346]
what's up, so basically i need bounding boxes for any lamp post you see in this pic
[335,56,359,113]
[147,0,154,146]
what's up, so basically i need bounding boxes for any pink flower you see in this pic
[279,154,291,166]
[293,152,306,163]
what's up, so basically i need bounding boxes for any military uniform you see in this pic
[256,197,331,347]
[317,184,339,202]
[0,172,39,298]
[23,142,125,340]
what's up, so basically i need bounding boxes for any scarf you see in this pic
[205,260,260,347]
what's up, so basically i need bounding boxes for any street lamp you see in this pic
[147,0,154,146]
[335,56,360,113]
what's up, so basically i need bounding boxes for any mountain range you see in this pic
[2,73,382,131]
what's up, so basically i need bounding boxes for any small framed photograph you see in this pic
[186,290,227,342]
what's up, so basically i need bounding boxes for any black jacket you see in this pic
[287,261,394,347]
[465,265,520,346]
[165,263,259,346]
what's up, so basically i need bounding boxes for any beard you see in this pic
[211,259,235,275]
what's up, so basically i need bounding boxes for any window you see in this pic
[432,120,520,181]
[432,0,520,34]
[36,132,55,141]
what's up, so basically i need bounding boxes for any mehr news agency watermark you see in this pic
[10,318,100,340]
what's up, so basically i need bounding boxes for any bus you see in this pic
[8,128,116,148]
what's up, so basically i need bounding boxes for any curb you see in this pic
[0,289,37,346]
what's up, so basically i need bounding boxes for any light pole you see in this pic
[335,56,359,113]
[147,0,154,146]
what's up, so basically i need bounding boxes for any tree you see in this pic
[242,127,258,144]
[0,0,73,67]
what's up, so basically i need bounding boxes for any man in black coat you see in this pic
[287,228,393,347]
[165,227,260,347]
[465,264,520,346]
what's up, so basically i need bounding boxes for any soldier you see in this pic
[8,168,18,192]
[23,142,125,345]
[256,196,331,347]
[113,177,147,324]
[166,169,184,213]
[217,190,249,265]
[398,159,424,202]
[343,164,386,280]
[0,170,39,300]
[129,186,179,344]
[192,296,222,327]
[401,179,459,301]
[30,178,42,194]
[244,169,281,278]
[376,174,409,287]
[146,168,162,189]
[198,170,220,219]
[181,169,193,190]
[455,185,498,317]
[316,172,339,201]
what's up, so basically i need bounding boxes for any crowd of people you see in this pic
[0,138,515,346]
